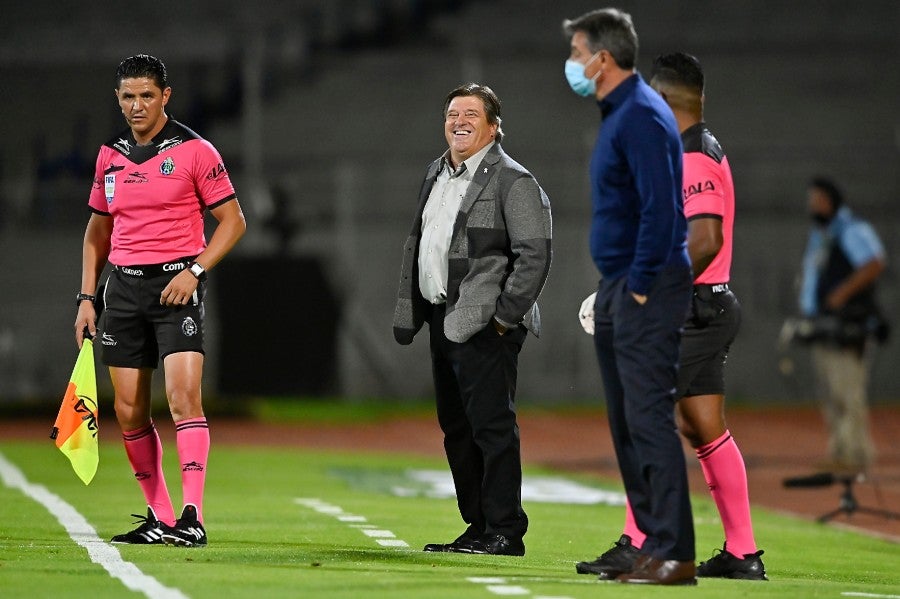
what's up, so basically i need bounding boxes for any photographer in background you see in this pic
[798,176,888,475]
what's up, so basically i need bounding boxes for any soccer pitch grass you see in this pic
[2,439,899,598]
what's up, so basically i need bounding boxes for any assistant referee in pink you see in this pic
[74,54,246,547]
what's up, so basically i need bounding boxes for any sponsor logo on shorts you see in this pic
[182,316,198,337]
[160,156,175,176]
[182,461,205,472]
[101,332,117,346]
[163,262,187,272]
[120,266,144,276]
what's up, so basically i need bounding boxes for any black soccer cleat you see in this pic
[697,543,768,580]
[110,507,169,545]
[575,534,641,579]
[161,504,207,547]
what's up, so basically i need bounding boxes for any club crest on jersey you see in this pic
[182,316,198,336]
[160,156,176,176]
[105,174,116,204]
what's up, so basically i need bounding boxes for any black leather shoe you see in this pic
[423,530,479,553]
[617,557,696,585]
[576,534,641,578]
[458,534,525,556]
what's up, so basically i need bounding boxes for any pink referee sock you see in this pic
[122,422,176,527]
[697,430,758,557]
[175,417,210,523]
[622,499,646,549]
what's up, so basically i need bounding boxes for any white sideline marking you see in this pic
[376,539,410,547]
[361,529,395,538]
[843,594,900,598]
[466,576,574,599]
[295,497,410,549]
[486,585,530,595]
[0,451,187,599]
[338,515,367,522]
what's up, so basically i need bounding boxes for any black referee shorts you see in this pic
[100,259,206,369]
[676,287,741,398]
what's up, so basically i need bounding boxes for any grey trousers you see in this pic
[811,343,876,471]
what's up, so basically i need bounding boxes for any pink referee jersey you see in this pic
[681,123,734,285]
[88,118,236,266]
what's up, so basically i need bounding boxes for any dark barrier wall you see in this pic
[214,257,340,396]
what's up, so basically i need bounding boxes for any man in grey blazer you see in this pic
[393,83,552,556]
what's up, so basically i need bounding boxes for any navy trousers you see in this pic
[429,304,529,540]
[593,259,695,561]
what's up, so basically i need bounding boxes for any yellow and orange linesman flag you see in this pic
[50,338,99,484]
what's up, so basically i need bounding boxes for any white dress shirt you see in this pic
[418,142,495,304]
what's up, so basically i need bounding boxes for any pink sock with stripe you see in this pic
[175,417,210,523]
[122,422,175,526]
[697,430,758,557]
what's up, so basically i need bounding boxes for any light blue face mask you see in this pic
[564,52,601,97]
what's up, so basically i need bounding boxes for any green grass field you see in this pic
[2,426,899,598]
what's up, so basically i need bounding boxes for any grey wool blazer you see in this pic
[393,143,552,345]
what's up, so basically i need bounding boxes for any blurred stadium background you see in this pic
[1,0,898,407]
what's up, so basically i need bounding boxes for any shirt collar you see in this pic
[598,72,641,118]
[440,141,495,178]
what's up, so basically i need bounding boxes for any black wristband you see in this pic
[76,293,95,307]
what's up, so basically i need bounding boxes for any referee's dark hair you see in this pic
[562,8,638,70]
[809,176,844,210]
[115,54,168,90]
[651,52,704,95]
[443,82,504,143]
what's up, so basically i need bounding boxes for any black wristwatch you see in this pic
[76,292,95,307]
[188,261,207,282]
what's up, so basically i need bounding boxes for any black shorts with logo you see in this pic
[100,257,206,369]
[676,285,741,398]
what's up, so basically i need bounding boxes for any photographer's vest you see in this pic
[816,239,878,322]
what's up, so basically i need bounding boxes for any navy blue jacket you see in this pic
[589,73,688,295]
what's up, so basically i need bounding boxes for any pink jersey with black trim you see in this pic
[681,123,734,285]
[88,118,236,266]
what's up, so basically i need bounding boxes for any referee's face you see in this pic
[116,77,171,144]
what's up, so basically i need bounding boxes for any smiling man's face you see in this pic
[444,95,497,167]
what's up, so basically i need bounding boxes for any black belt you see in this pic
[113,257,195,278]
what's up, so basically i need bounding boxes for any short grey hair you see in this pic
[562,8,638,69]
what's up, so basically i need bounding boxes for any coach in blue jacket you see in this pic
[563,9,695,585]
[393,83,552,557]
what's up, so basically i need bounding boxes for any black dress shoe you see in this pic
[458,534,525,556]
[616,557,696,585]
[423,530,479,553]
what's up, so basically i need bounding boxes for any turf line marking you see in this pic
[486,585,530,595]
[466,576,574,599]
[0,451,187,599]
[294,497,410,548]
[843,594,900,598]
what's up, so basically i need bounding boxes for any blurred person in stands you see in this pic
[798,176,887,474]
[75,54,246,547]
[562,8,695,585]
[393,83,552,557]
[576,51,766,581]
